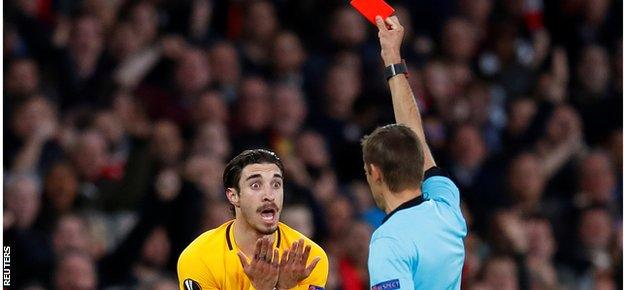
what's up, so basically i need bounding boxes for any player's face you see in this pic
[237,163,284,235]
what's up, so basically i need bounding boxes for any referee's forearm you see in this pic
[388,73,436,169]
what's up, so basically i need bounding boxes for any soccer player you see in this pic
[360,16,467,289]
[178,149,328,290]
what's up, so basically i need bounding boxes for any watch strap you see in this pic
[384,60,408,81]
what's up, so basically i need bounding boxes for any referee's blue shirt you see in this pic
[368,167,467,290]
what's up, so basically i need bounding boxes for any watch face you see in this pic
[183,279,201,290]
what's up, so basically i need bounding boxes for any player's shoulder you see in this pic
[279,222,328,259]
[179,220,233,263]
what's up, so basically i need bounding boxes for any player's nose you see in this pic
[262,187,276,201]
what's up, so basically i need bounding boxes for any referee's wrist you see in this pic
[384,59,408,81]
[382,51,401,66]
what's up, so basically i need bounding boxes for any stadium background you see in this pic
[3,0,622,289]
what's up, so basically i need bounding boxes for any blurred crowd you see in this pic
[3,0,622,289]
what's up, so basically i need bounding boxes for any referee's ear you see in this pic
[226,188,240,208]
[369,164,384,184]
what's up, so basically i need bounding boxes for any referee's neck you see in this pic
[384,188,422,214]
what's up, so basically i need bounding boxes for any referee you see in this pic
[360,16,467,289]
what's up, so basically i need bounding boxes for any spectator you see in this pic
[51,214,91,257]
[133,227,172,285]
[338,222,372,290]
[191,90,229,125]
[506,152,547,214]
[525,215,563,289]
[202,200,233,231]
[442,17,479,64]
[479,255,520,290]
[271,31,307,86]
[565,206,617,289]
[4,174,52,286]
[55,13,110,110]
[191,122,231,160]
[71,130,109,183]
[281,204,315,239]
[54,250,98,290]
[208,41,241,102]
[5,57,40,99]
[151,120,184,167]
[8,95,62,175]
[174,48,212,100]
[184,153,225,200]
[40,161,80,230]
[572,44,621,145]
[231,76,273,151]
[329,8,367,51]
[576,151,618,211]
[272,84,308,144]
[241,0,279,72]
[129,1,160,50]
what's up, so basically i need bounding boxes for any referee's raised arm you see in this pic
[375,15,436,171]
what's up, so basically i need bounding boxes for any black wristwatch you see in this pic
[384,59,408,81]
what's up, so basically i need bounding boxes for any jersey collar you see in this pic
[225,221,282,251]
[381,194,427,224]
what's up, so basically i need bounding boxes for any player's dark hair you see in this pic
[223,149,285,215]
[361,124,424,192]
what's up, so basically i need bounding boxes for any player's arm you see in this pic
[368,236,415,290]
[375,15,436,171]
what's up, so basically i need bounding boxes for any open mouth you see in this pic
[258,205,278,223]
[260,209,275,221]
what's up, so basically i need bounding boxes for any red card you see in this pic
[350,0,395,25]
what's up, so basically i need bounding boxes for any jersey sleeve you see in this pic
[177,249,219,290]
[421,167,461,210]
[368,236,416,290]
[297,245,329,289]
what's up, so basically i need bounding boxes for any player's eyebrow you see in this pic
[245,174,262,181]
[245,173,283,181]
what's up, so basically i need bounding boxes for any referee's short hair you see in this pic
[223,149,285,215]
[361,124,424,192]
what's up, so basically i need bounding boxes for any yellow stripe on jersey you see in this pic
[177,220,329,290]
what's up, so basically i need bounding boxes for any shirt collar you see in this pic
[381,194,427,224]
[226,221,281,251]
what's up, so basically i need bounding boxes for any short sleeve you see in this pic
[368,237,415,290]
[298,246,329,289]
[177,250,219,290]
[422,167,461,211]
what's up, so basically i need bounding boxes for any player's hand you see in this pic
[375,15,404,66]
[276,238,321,289]
[237,237,279,290]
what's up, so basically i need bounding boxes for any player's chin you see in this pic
[257,213,279,233]
[255,223,278,235]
